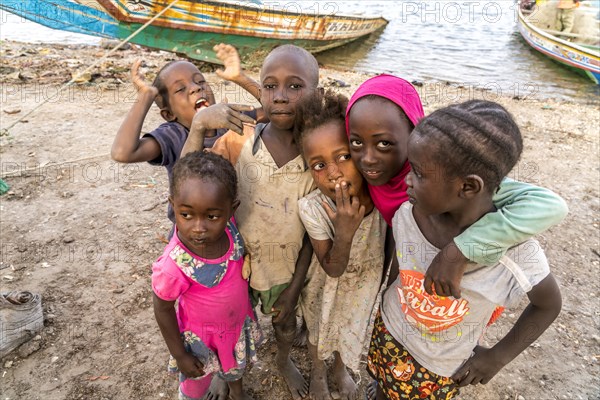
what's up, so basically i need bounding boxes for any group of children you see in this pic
[112,43,567,400]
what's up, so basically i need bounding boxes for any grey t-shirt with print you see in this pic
[381,202,550,377]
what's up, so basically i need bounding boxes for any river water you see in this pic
[1,1,598,102]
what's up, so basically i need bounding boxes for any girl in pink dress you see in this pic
[152,151,262,400]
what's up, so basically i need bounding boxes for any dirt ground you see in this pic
[0,41,599,400]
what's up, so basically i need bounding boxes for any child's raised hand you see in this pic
[213,43,242,81]
[175,352,206,379]
[451,345,505,387]
[323,182,366,241]
[130,59,158,97]
[190,100,255,136]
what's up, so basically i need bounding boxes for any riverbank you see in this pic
[0,40,599,400]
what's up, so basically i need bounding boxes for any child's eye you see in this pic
[263,83,276,89]
[180,212,191,219]
[349,139,362,147]
[175,86,185,93]
[338,154,351,162]
[312,162,326,171]
[289,83,302,90]
[207,215,220,221]
[377,141,392,148]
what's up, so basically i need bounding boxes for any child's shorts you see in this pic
[367,311,459,400]
[250,283,290,315]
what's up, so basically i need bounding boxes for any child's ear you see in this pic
[160,108,176,122]
[168,195,174,207]
[460,175,484,199]
[232,199,240,213]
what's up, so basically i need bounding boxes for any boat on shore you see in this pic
[0,0,388,65]
[517,0,600,84]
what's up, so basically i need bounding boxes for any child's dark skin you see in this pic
[153,294,205,377]
[254,48,319,400]
[111,57,255,163]
[347,97,469,299]
[370,134,562,400]
[301,119,374,400]
[154,175,251,400]
[181,46,320,400]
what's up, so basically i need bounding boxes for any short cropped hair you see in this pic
[262,45,320,87]
[170,151,238,201]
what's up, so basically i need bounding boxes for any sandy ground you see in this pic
[0,41,599,400]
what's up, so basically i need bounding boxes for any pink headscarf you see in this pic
[345,74,425,225]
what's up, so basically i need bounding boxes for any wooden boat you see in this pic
[0,0,388,64]
[517,1,600,84]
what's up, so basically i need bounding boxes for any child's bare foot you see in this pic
[365,380,377,400]
[332,356,357,400]
[276,355,309,400]
[309,360,331,400]
[205,376,229,400]
[227,378,253,400]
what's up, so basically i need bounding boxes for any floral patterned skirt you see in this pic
[367,311,459,400]
[168,315,263,383]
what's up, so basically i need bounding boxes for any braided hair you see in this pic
[170,151,238,202]
[412,100,523,191]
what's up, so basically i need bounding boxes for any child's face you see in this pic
[348,98,412,186]
[259,51,318,131]
[302,120,365,200]
[160,61,216,129]
[405,135,459,215]
[171,177,236,256]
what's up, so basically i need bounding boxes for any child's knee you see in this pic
[273,317,296,341]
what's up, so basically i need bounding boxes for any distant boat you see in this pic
[0,0,389,64]
[517,0,600,84]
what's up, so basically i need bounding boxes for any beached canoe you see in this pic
[517,1,600,84]
[0,0,388,64]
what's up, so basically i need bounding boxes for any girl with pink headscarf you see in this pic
[346,74,567,290]
[345,75,568,398]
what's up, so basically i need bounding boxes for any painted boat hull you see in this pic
[517,2,600,84]
[0,0,388,64]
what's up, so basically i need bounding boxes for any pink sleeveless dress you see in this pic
[152,219,262,382]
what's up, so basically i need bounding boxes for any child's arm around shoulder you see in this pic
[424,178,568,298]
[451,272,561,386]
[111,60,162,163]
[457,177,569,263]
